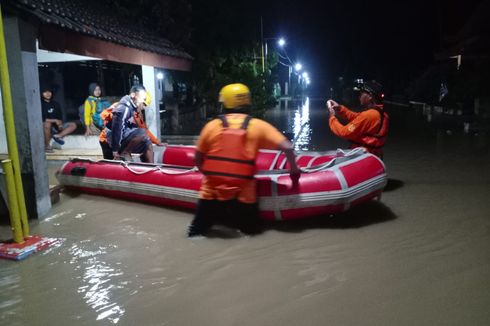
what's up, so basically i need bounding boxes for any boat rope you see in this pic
[301,148,366,173]
[70,147,366,177]
[120,161,198,175]
[120,162,159,175]
[256,148,367,175]
[157,166,199,175]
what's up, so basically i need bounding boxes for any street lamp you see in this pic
[264,36,286,69]
[295,63,302,71]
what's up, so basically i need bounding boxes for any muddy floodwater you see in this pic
[1,99,489,325]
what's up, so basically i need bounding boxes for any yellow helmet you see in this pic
[144,91,152,107]
[219,83,251,109]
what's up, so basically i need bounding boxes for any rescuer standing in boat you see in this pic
[327,80,389,159]
[188,83,300,237]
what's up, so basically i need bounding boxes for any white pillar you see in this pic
[142,65,160,140]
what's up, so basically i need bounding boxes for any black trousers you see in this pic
[188,199,262,237]
[100,140,151,162]
[100,141,114,160]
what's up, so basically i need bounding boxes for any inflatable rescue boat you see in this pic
[56,145,387,220]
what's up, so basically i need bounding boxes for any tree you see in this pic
[189,0,277,117]
[99,0,278,116]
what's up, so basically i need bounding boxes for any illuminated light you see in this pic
[278,38,286,47]
[156,72,164,80]
[295,63,302,71]
[292,97,311,150]
[302,72,308,78]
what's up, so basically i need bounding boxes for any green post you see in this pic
[0,4,29,237]
[1,160,24,243]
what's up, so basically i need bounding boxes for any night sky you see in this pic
[239,0,484,95]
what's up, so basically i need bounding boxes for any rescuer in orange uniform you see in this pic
[188,83,300,237]
[99,92,163,161]
[327,80,389,158]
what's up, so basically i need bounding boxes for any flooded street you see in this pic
[1,100,490,325]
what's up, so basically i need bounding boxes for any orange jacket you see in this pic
[201,115,255,186]
[329,105,389,156]
[99,102,161,145]
[197,113,287,203]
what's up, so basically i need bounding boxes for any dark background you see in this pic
[189,0,485,96]
[243,0,484,96]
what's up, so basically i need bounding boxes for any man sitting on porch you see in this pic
[40,85,77,152]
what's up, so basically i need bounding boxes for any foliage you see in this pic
[192,46,278,118]
[189,0,278,118]
[98,0,278,116]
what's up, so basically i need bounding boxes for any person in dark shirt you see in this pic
[41,86,76,152]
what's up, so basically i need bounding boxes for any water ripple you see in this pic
[69,243,126,323]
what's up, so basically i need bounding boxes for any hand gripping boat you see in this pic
[56,145,387,221]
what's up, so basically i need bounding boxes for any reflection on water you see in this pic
[0,275,21,311]
[70,242,125,323]
[292,97,311,150]
[266,97,314,150]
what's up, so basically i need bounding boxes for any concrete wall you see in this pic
[3,16,50,219]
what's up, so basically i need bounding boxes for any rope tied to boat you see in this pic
[70,147,367,177]
[157,166,199,175]
[120,161,198,175]
[300,148,367,173]
[256,147,367,175]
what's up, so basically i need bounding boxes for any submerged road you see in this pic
[1,99,489,325]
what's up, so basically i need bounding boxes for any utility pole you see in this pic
[260,16,265,73]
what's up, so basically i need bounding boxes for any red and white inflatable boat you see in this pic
[56,145,387,220]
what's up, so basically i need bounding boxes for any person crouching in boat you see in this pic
[99,92,163,160]
[327,80,389,159]
[188,83,301,237]
[106,85,155,162]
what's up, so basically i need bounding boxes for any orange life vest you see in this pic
[354,108,389,149]
[99,102,160,145]
[98,103,118,143]
[201,115,255,186]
